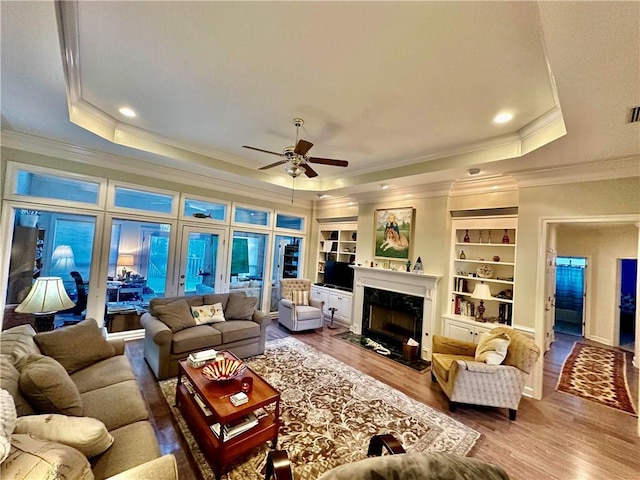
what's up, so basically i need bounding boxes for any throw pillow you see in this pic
[19,354,84,416]
[191,303,226,325]
[0,389,16,463]
[290,290,309,306]
[475,332,511,365]
[15,414,113,458]
[34,319,115,374]
[153,299,196,333]
[1,434,93,480]
[224,293,258,320]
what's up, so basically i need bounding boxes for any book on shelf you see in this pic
[210,413,259,440]
[193,393,212,416]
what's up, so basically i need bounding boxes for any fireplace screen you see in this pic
[369,305,418,342]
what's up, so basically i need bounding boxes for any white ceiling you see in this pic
[1,1,638,202]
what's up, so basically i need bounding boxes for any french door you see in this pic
[177,226,227,296]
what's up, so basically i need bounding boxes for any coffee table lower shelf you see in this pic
[176,383,278,479]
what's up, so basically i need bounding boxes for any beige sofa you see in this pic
[140,292,270,380]
[431,326,540,420]
[0,320,176,479]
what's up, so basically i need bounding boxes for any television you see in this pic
[323,260,354,291]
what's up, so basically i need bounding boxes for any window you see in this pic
[233,206,270,227]
[114,186,174,214]
[229,231,268,306]
[15,170,100,205]
[183,197,227,221]
[275,213,305,231]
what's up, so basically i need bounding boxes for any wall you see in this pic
[556,224,638,345]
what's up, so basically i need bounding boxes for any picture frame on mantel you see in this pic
[374,207,414,260]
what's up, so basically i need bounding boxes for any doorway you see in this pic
[553,256,587,337]
[177,226,227,296]
[618,259,637,352]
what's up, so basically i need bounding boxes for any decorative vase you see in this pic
[478,230,484,244]
[463,230,470,243]
[502,229,510,244]
[487,230,492,244]
[459,250,466,259]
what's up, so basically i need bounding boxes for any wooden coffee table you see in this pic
[176,352,280,479]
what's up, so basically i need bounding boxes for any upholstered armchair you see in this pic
[278,279,324,332]
[431,326,540,420]
[265,434,510,480]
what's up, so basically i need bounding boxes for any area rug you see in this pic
[556,342,637,416]
[159,337,480,480]
[333,331,431,373]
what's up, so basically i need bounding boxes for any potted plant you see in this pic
[18,210,40,228]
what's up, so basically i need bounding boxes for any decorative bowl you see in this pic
[476,264,494,279]
[202,358,247,381]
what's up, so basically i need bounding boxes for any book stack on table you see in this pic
[210,412,259,440]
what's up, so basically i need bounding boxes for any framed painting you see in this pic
[374,207,414,260]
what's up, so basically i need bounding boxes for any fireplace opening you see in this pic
[362,287,423,352]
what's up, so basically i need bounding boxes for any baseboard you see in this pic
[589,335,612,346]
[522,385,534,398]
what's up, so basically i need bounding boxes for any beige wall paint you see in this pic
[556,224,638,345]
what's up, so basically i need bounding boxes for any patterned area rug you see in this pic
[556,342,637,416]
[159,337,480,479]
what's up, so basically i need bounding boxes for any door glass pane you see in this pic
[270,235,303,312]
[183,232,220,296]
[5,209,96,330]
[106,220,170,332]
[230,231,267,306]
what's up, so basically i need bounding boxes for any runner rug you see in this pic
[159,336,480,480]
[556,342,637,416]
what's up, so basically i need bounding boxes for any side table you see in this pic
[327,307,338,329]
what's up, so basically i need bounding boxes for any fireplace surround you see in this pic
[351,266,441,360]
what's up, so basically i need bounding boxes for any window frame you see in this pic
[179,193,230,225]
[274,210,307,233]
[231,203,273,230]
[107,180,179,219]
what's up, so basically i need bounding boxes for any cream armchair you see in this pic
[278,279,324,332]
[431,326,540,420]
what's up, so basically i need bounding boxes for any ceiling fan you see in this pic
[243,118,348,178]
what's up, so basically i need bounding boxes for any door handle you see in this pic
[179,283,185,286]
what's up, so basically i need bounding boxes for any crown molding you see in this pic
[1,130,313,209]
[448,175,519,197]
[512,155,640,188]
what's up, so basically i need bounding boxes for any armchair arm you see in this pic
[309,298,324,310]
[139,313,172,346]
[432,335,477,357]
[106,454,178,480]
[280,298,295,309]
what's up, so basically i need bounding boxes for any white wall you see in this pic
[556,224,638,345]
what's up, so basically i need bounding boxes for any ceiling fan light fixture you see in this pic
[285,164,306,178]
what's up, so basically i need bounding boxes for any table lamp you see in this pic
[117,254,134,280]
[52,245,76,274]
[471,282,493,322]
[15,277,75,331]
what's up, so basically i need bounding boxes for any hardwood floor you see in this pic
[126,322,639,480]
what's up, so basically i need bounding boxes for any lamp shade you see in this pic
[52,245,74,260]
[117,254,134,267]
[15,277,75,314]
[471,283,493,300]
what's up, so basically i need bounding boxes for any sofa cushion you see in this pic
[19,354,84,416]
[80,380,149,432]
[191,303,226,325]
[432,353,476,383]
[203,293,231,310]
[70,355,136,394]
[294,305,321,321]
[150,295,204,315]
[34,319,115,374]
[152,299,196,333]
[213,320,260,344]
[0,388,16,463]
[90,421,161,480]
[0,324,40,368]
[225,293,257,320]
[15,414,114,458]
[0,355,35,416]
[171,325,222,355]
[475,332,510,365]
[2,434,93,480]
[290,290,310,306]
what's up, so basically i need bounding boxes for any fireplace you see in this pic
[363,287,423,351]
[351,266,441,360]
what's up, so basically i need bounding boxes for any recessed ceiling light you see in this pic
[118,107,136,118]
[380,184,389,190]
[493,112,513,124]
[348,201,355,206]
[317,194,329,199]
[467,168,481,176]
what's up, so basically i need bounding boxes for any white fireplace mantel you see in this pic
[351,266,441,360]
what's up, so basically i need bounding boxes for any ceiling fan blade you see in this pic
[243,145,283,157]
[294,139,313,156]
[302,163,319,178]
[307,157,349,167]
[259,159,288,170]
